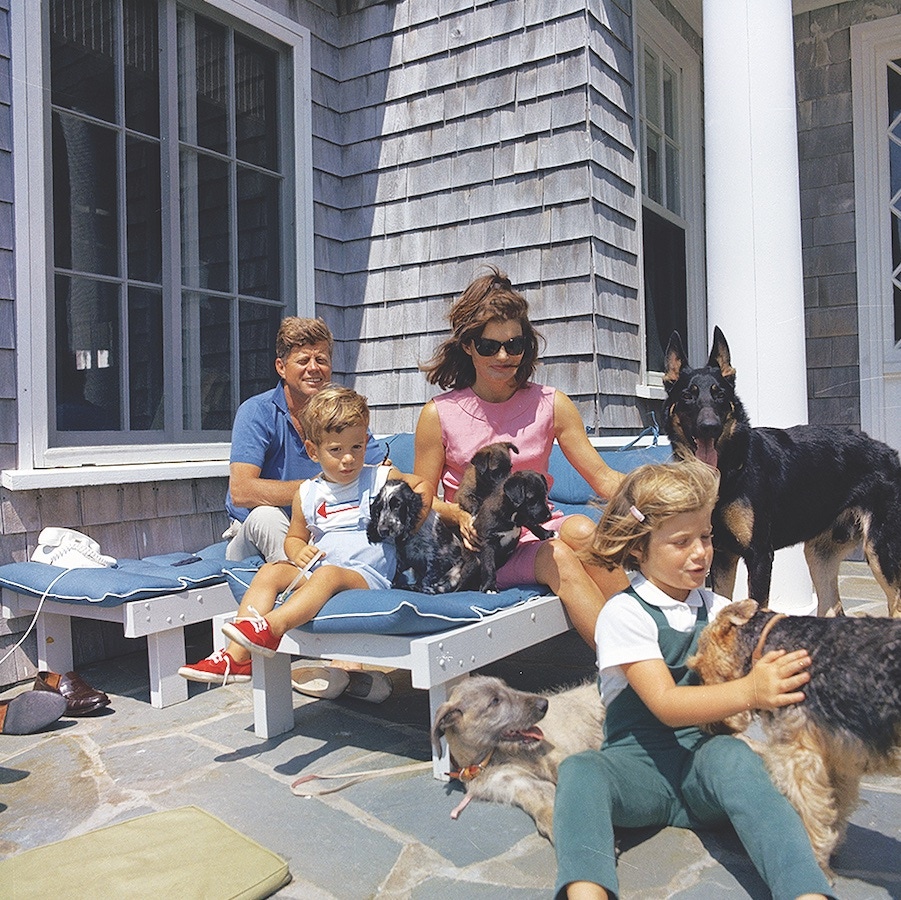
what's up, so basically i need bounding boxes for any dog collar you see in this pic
[752,612,788,663]
[448,749,494,782]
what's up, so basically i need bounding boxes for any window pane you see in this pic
[181,150,231,291]
[180,14,230,154]
[239,302,281,402]
[55,274,121,431]
[643,48,660,127]
[126,136,162,283]
[124,0,160,136]
[53,113,119,276]
[235,37,278,168]
[128,287,164,429]
[182,293,232,431]
[662,64,677,139]
[50,0,116,123]
[665,137,681,216]
[643,207,687,372]
[645,128,662,205]
[238,168,280,299]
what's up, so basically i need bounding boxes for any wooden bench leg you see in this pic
[428,674,468,781]
[147,629,189,708]
[211,613,232,652]
[36,610,75,674]
[252,653,294,738]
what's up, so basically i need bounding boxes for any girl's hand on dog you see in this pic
[747,648,811,710]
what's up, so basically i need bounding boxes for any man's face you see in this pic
[275,341,332,400]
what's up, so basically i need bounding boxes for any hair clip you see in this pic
[629,505,646,523]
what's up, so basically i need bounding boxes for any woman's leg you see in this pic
[682,737,834,900]
[558,515,630,603]
[534,538,607,645]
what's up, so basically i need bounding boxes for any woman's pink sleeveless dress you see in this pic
[433,383,566,588]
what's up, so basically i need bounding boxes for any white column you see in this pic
[703,0,815,614]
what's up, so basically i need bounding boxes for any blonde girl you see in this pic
[554,460,832,900]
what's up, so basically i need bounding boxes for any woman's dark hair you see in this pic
[421,266,542,390]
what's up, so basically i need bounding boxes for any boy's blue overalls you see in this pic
[554,588,833,900]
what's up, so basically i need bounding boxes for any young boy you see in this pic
[188,386,432,681]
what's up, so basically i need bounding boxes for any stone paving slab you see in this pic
[1,565,899,898]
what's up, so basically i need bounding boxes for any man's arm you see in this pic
[228,462,303,510]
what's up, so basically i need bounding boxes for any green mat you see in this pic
[0,806,291,900]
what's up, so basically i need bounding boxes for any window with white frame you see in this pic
[12,0,312,471]
[636,7,704,382]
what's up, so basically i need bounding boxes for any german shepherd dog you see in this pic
[663,327,901,617]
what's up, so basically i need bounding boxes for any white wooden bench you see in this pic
[250,593,571,779]
[1,582,237,708]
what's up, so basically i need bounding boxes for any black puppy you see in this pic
[368,480,466,594]
[460,470,555,593]
[663,326,901,617]
[456,442,519,515]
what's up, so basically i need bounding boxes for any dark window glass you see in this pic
[183,293,232,430]
[192,17,229,153]
[126,137,162,282]
[50,0,116,123]
[128,287,164,429]
[889,61,901,125]
[237,168,280,299]
[181,150,231,291]
[239,302,282,402]
[124,0,160,136]
[643,207,687,373]
[235,37,278,168]
[55,274,121,431]
[52,113,119,276]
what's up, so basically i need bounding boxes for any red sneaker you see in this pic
[178,650,252,685]
[221,608,281,657]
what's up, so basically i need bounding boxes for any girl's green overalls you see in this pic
[554,588,833,900]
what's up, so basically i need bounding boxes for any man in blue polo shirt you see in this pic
[224,316,384,562]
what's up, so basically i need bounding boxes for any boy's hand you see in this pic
[292,544,325,570]
[748,648,811,710]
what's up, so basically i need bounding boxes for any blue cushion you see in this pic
[225,563,541,635]
[0,542,237,607]
[548,444,673,506]
[304,585,542,635]
[381,432,416,474]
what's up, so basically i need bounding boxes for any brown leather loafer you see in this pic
[33,670,111,716]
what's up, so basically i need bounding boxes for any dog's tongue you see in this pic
[695,438,718,469]
[519,726,544,741]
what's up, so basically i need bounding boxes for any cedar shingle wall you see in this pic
[316,0,649,435]
[794,0,901,428]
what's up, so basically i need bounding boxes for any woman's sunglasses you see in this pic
[473,335,527,357]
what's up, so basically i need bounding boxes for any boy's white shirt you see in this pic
[298,464,392,539]
[594,572,730,707]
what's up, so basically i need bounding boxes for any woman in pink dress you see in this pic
[415,267,630,644]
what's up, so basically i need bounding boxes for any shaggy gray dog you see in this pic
[431,675,605,840]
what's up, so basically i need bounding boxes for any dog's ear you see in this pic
[366,494,384,543]
[472,447,491,477]
[508,443,519,456]
[431,703,462,750]
[725,598,757,625]
[503,475,527,508]
[663,332,687,388]
[708,326,736,380]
